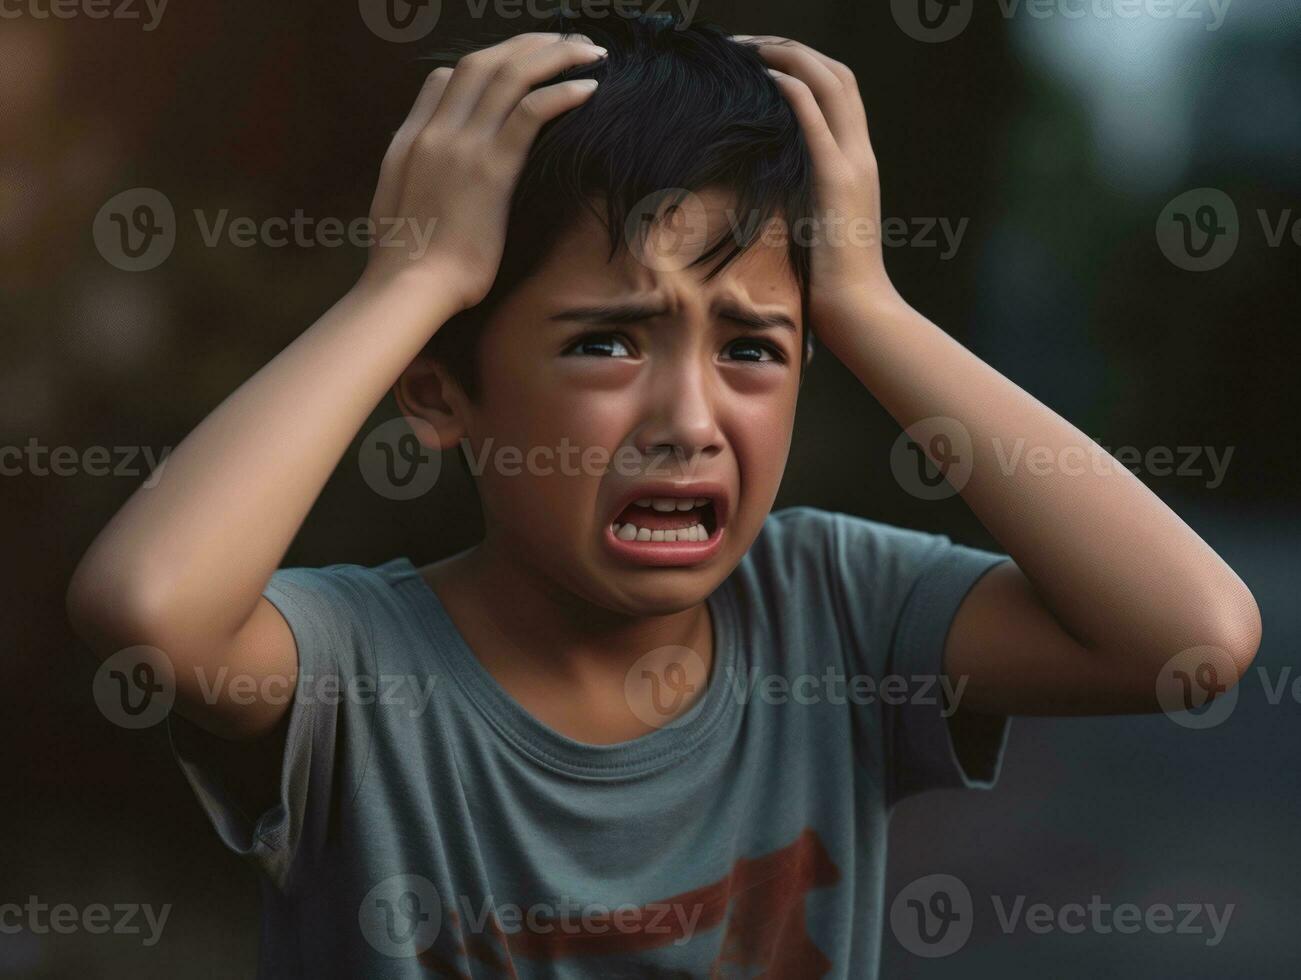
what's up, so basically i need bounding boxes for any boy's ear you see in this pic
[391,354,470,452]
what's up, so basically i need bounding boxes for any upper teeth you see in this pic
[634,497,710,512]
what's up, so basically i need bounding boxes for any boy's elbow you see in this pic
[1221,590,1263,684]
[1196,576,1262,686]
[65,555,169,658]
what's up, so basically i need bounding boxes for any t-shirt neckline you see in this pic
[391,556,742,780]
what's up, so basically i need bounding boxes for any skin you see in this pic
[397,189,803,741]
[67,30,1261,765]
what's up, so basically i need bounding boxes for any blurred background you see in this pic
[3,0,1298,976]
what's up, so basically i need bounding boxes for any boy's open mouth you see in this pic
[603,487,728,567]
[611,496,719,543]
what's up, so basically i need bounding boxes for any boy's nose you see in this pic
[632,360,724,467]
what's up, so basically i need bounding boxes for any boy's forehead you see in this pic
[534,188,801,309]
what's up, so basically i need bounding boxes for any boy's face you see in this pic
[453,187,803,616]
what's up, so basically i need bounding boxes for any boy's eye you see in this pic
[563,333,632,358]
[724,339,783,363]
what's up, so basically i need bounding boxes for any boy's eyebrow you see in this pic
[548,299,799,332]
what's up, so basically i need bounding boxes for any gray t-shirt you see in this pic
[169,507,1011,978]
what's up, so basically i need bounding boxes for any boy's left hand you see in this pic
[734,36,901,354]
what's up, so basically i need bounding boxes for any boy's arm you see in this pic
[748,36,1261,715]
[66,33,608,740]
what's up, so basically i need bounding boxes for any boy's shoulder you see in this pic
[729,505,974,617]
[746,506,957,573]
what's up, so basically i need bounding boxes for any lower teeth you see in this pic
[613,523,708,543]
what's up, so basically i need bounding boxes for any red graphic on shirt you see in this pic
[419,827,840,978]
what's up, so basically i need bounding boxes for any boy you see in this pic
[67,13,1260,978]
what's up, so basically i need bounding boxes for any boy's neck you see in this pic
[418,540,714,744]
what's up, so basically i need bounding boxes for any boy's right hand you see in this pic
[362,32,606,313]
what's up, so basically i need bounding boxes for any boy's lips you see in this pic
[603,482,730,567]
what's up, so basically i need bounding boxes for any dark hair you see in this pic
[419,11,815,398]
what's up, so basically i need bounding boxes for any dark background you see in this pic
[3,0,1299,976]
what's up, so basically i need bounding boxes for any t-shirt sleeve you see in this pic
[817,509,1014,807]
[165,564,376,890]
